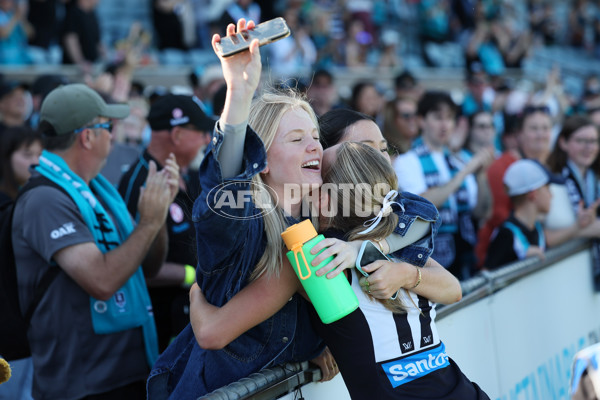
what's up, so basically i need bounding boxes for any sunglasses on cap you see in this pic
[74,121,113,134]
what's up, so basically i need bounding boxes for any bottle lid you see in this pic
[281,219,318,250]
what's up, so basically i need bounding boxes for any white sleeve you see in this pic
[393,152,427,195]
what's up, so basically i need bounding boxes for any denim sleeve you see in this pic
[389,191,441,267]
[192,123,268,271]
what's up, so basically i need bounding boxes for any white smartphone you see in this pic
[215,17,291,58]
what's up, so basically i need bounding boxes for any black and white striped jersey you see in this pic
[309,269,488,399]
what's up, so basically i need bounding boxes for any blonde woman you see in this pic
[147,19,336,399]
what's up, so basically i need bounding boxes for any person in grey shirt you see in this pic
[12,84,178,400]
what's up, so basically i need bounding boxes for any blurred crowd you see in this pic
[1,0,600,72]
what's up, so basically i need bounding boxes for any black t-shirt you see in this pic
[117,150,197,351]
[485,214,544,269]
[61,4,100,64]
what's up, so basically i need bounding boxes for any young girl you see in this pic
[190,142,488,399]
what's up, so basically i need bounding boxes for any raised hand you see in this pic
[212,19,262,126]
[160,153,180,202]
[137,160,173,228]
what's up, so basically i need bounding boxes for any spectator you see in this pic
[418,0,452,66]
[0,126,42,200]
[99,93,145,187]
[349,81,384,126]
[27,0,61,49]
[306,68,338,117]
[382,96,419,156]
[377,29,402,69]
[60,0,102,71]
[485,159,552,268]
[0,126,42,400]
[147,20,327,399]
[528,0,558,46]
[466,110,499,156]
[0,80,29,132]
[152,0,188,50]
[547,115,600,217]
[475,106,553,267]
[28,74,69,130]
[213,0,261,34]
[268,8,316,78]
[461,62,494,117]
[12,83,178,399]
[393,91,494,279]
[457,110,498,230]
[189,64,225,118]
[465,4,506,77]
[344,16,374,67]
[394,70,423,102]
[0,0,33,65]
[118,94,214,352]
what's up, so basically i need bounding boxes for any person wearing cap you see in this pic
[0,79,28,132]
[118,93,214,352]
[484,159,553,269]
[11,83,179,399]
[27,74,69,130]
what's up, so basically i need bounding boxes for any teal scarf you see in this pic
[36,150,158,367]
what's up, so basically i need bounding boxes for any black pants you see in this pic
[79,380,146,400]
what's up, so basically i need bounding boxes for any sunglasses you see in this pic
[398,112,416,120]
[74,121,113,134]
[522,105,551,116]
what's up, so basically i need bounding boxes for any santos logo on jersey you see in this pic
[381,343,450,387]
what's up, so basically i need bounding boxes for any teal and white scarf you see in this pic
[36,150,158,367]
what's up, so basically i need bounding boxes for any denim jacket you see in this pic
[390,191,441,267]
[147,125,324,399]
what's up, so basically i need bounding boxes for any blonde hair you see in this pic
[323,142,409,313]
[249,89,319,280]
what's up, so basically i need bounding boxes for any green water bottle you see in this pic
[281,219,359,324]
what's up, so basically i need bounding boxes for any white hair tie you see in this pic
[358,190,402,235]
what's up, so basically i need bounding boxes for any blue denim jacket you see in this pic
[390,191,440,267]
[147,126,324,399]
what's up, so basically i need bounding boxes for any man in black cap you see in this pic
[11,83,178,399]
[118,93,214,352]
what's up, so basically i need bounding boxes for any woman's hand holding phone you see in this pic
[212,19,262,126]
[359,260,415,299]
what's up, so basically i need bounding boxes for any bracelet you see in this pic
[182,264,196,288]
[411,266,422,289]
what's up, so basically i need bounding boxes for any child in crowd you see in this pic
[485,160,553,268]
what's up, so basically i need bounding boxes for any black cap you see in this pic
[147,94,215,132]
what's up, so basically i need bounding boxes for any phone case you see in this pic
[356,241,399,300]
[216,17,291,57]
